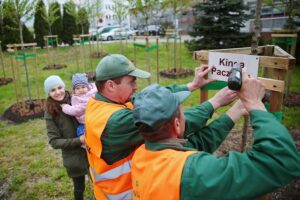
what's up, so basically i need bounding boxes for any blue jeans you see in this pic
[76,124,85,137]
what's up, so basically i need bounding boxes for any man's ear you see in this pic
[106,80,115,91]
[173,117,181,137]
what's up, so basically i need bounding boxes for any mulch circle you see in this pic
[2,99,46,124]
[0,77,13,86]
[215,127,300,199]
[284,93,300,106]
[90,51,108,58]
[43,64,67,70]
[269,178,300,200]
[160,68,194,79]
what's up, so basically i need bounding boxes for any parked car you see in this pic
[136,25,163,36]
[91,25,120,40]
[99,27,137,41]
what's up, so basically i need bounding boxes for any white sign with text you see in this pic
[208,52,259,82]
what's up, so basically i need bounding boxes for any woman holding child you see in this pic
[44,75,89,200]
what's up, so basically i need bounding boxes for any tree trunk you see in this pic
[251,0,262,54]
[174,13,177,71]
[19,21,24,46]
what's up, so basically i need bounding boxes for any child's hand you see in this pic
[60,103,67,108]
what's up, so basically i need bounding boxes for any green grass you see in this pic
[0,41,299,199]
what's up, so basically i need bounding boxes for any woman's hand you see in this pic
[79,135,85,144]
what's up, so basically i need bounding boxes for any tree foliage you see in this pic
[127,0,158,29]
[34,0,48,48]
[1,1,19,49]
[90,0,103,28]
[2,0,36,45]
[80,0,102,30]
[64,1,89,35]
[43,0,60,34]
[77,7,89,34]
[186,0,251,51]
[62,1,77,45]
[0,1,3,44]
[50,2,63,43]
[161,0,197,18]
[22,24,34,43]
[110,0,128,26]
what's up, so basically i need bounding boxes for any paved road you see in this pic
[90,35,193,44]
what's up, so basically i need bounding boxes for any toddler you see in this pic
[61,73,97,138]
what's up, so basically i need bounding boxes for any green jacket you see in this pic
[45,110,89,178]
[145,110,300,200]
[96,84,217,164]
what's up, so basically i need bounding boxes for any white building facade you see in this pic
[91,0,131,29]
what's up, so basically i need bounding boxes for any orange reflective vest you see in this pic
[131,144,197,200]
[85,97,134,200]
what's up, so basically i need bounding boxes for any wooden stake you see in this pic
[0,42,6,77]
[156,38,159,84]
[134,37,136,66]
[34,47,40,99]
[146,37,151,85]
[9,54,19,103]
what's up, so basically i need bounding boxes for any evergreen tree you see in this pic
[62,1,77,45]
[2,0,36,46]
[77,7,89,34]
[0,1,3,44]
[34,0,48,48]
[2,1,19,50]
[186,0,251,51]
[50,2,62,43]
[23,24,34,43]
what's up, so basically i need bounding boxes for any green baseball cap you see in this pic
[133,84,191,131]
[95,54,150,81]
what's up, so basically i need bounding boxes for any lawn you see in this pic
[0,41,299,199]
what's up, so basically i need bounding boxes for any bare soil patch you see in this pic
[160,68,194,78]
[215,127,300,200]
[284,93,300,106]
[43,64,67,70]
[2,99,46,123]
[0,77,13,86]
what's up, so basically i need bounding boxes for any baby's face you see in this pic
[74,85,89,95]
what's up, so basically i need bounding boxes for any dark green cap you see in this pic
[133,84,191,131]
[95,54,150,81]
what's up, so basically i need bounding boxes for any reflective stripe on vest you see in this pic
[106,189,132,200]
[85,98,134,200]
[132,144,197,200]
[91,160,131,181]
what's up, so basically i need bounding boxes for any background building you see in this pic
[89,0,131,29]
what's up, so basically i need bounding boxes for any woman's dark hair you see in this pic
[45,91,71,117]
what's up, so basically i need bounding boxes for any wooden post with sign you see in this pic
[194,45,295,200]
[272,33,297,97]
[193,45,295,118]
